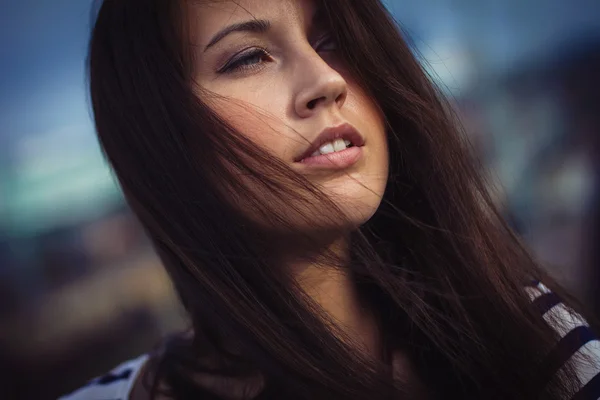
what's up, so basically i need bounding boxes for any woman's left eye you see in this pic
[315,34,337,52]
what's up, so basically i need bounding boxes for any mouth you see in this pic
[294,123,365,168]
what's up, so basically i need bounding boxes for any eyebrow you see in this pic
[204,19,271,52]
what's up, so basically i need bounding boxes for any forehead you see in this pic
[188,0,315,40]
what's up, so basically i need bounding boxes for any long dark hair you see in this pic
[88,0,590,398]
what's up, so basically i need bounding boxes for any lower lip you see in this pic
[297,146,363,169]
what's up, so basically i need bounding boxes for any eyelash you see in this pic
[217,34,337,74]
[217,47,273,74]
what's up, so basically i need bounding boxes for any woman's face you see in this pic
[190,0,388,230]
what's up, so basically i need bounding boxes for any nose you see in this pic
[293,53,348,119]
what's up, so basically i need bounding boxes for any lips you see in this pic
[294,123,365,163]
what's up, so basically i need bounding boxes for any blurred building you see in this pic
[0,0,599,398]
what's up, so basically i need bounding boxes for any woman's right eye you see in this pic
[218,48,273,74]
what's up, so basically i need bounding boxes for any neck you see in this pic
[283,233,383,360]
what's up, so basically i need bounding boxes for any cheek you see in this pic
[207,98,297,161]
[346,83,387,140]
[345,83,389,170]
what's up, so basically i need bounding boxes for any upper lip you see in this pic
[294,123,365,162]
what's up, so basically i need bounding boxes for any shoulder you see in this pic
[58,354,150,400]
[527,282,600,398]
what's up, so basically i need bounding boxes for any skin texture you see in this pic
[189,0,389,231]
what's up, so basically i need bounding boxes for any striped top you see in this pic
[59,283,600,400]
[526,282,600,399]
[59,354,149,400]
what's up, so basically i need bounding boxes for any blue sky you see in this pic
[0,0,114,234]
[0,0,95,141]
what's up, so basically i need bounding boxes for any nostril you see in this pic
[306,96,326,110]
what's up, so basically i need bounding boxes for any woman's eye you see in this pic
[218,48,272,74]
[315,34,337,52]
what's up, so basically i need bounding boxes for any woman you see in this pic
[61,0,600,399]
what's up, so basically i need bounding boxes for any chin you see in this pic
[310,178,386,231]
[258,185,383,235]
[230,167,387,234]
[336,195,383,229]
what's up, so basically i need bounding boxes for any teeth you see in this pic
[333,138,346,152]
[306,139,353,158]
[319,142,335,154]
[312,138,352,156]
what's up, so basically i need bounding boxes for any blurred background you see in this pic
[0,0,599,398]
